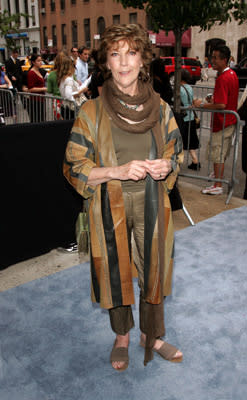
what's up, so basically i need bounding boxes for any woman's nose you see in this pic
[120,54,127,66]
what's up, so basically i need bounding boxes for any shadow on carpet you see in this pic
[1,206,247,400]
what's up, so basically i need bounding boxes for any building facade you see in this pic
[38,0,146,55]
[190,20,247,64]
[0,0,41,61]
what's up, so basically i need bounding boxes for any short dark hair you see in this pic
[212,45,231,63]
[181,69,192,83]
[78,46,89,55]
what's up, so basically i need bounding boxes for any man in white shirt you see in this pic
[76,47,90,85]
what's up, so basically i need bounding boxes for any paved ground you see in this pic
[1,179,246,292]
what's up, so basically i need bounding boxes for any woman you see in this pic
[180,69,200,170]
[150,58,173,105]
[27,54,47,122]
[64,24,183,371]
[47,51,67,119]
[88,49,104,98]
[0,65,13,89]
[57,56,87,120]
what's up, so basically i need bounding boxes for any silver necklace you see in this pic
[119,99,139,110]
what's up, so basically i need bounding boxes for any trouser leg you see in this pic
[108,190,165,336]
[109,305,134,335]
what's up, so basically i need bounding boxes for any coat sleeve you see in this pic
[161,101,184,193]
[63,101,97,199]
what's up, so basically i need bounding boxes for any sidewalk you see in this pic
[0,179,246,292]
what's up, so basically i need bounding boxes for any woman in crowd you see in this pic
[88,49,104,98]
[27,54,47,122]
[150,58,173,105]
[57,56,87,119]
[0,65,12,89]
[64,24,183,371]
[47,51,67,119]
[180,69,200,170]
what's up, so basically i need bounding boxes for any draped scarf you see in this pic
[101,78,166,365]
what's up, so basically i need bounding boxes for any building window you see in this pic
[84,19,91,48]
[237,37,247,62]
[83,0,89,2]
[71,0,76,4]
[97,17,105,35]
[60,0,65,11]
[43,27,48,47]
[14,0,20,13]
[113,14,120,24]
[23,0,29,28]
[50,0,56,12]
[129,13,137,24]
[31,5,36,26]
[52,25,57,47]
[146,15,154,30]
[72,20,78,47]
[61,24,67,46]
[41,0,46,8]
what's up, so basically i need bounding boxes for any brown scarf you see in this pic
[101,78,166,365]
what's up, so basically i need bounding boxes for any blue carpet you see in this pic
[1,206,247,400]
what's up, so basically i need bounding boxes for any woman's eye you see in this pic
[129,50,136,55]
[111,52,118,57]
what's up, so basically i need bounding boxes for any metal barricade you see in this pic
[15,92,78,123]
[179,108,244,204]
[0,88,16,125]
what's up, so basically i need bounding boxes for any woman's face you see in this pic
[33,56,43,68]
[106,40,143,96]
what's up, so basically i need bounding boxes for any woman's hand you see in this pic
[145,159,172,180]
[118,160,149,181]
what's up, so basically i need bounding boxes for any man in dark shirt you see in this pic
[5,48,23,91]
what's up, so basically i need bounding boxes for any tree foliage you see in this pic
[116,0,247,110]
[0,9,25,50]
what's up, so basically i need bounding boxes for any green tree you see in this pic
[116,0,247,111]
[0,9,26,52]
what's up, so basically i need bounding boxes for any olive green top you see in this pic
[111,121,152,192]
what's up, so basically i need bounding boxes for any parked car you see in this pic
[160,56,201,85]
[231,58,247,89]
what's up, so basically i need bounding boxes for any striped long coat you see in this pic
[64,98,183,309]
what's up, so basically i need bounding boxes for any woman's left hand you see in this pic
[145,159,172,180]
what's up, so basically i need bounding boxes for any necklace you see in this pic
[119,99,139,110]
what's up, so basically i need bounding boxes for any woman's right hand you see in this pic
[87,160,149,186]
[117,160,149,181]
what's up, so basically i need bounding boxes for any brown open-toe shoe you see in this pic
[110,340,129,372]
[140,339,183,363]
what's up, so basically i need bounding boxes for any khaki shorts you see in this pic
[207,124,235,163]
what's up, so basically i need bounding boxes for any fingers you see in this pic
[118,159,171,181]
[119,160,149,181]
[145,159,172,180]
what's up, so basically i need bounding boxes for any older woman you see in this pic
[64,24,183,371]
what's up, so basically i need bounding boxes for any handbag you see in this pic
[76,203,89,254]
[75,98,99,254]
[193,110,201,129]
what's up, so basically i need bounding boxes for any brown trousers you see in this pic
[109,190,165,336]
